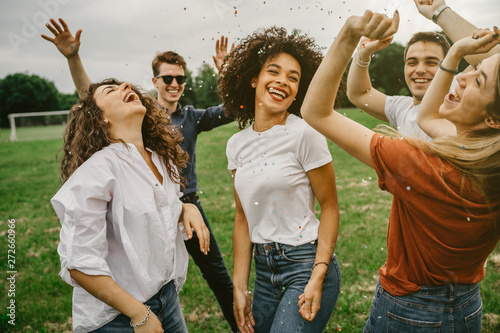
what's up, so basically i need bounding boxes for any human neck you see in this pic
[157,96,178,114]
[412,95,423,106]
[253,110,289,132]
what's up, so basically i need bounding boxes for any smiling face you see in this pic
[153,62,185,107]
[439,54,500,133]
[94,82,146,128]
[404,41,445,105]
[252,53,301,115]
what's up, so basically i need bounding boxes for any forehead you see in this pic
[264,53,301,73]
[406,41,445,60]
[157,62,185,75]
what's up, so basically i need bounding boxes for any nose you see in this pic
[415,62,427,73]
[121,82,131,90]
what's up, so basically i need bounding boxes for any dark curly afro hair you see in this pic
[218,26,344,129]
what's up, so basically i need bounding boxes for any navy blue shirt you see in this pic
[166,103,233,196]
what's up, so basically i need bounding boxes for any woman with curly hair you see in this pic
[51,78,210,333]
[303,10,500,332]
[219,27,344,333]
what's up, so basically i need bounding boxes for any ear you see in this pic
[485,116,500,129]
[152,76,158,87]
[251,77,257,88]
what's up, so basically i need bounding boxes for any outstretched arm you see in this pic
[41,18,92,98]
[414,0,500,67]
[346,36,393,122]
[417,31,500,138]
[302,11,399,168]
[212,36,234,72]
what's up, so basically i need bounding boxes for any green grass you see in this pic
[0,109,499,332]
[1,125,66,143]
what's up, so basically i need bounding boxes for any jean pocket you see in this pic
[387,312,441,333]
[281,243,316,263]
[464,303,482,333]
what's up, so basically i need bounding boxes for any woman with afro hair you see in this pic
[219,26,344,333]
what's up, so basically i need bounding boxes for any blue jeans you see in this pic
[252,241,341,333]
[182,195,238,332]
[91,280,187,332]
[363,280,482,333]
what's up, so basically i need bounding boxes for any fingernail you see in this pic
[395,10,399,14]
[493,33,499,39]
[494,26,498,30]
[473,35,479,40]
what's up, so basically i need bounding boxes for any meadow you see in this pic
[0,109,499,332]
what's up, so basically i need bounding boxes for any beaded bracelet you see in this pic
[439,60,458,75]
[312,262,329,271]
[354,52,371,68]
[130,305,151,328]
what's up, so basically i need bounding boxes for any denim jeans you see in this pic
[182,195,238,332]
[363,280,482,333]
[91,280,187,332]
[251,241,341,333]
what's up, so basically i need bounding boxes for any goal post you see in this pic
[8,110,70,142]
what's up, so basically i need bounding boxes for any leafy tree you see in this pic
[57,90,79,110]
[0,73,59,127]
[369,42,409,97]
[180,65,221,109]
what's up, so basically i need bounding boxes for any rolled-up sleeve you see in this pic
[51,164,114,287]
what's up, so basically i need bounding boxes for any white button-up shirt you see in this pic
[51,143,189,333]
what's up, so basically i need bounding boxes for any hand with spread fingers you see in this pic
[41,18,82,59]
[450,27,500,60]
[213,36,234,72]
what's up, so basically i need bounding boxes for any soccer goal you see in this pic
[7,110,69,142]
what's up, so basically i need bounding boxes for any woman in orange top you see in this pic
[302,10,500,333]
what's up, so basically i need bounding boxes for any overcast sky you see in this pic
[1,0,499,94]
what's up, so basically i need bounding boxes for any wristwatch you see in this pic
[432,5,450,23]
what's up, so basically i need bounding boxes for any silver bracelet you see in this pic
[130,305,151,328]
[354,52,371,68]
[432,5,450,23]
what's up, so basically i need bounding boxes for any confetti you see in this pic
[407,186,411,190]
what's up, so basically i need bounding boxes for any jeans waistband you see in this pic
[253,241,316,255]
[180,192,199,204]
[416,282,479,297]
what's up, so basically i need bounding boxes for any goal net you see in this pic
[5,110,69,142]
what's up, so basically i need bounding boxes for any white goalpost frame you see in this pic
[8,110,70,142]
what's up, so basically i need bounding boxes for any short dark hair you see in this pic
[404,32,450,61]
[152,51,187,76]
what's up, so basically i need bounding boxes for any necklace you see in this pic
[254,111,289,132]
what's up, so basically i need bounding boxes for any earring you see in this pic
[104,119,109,124]
[251,83,256,88]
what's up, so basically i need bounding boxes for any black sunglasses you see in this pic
[156,75,187,85]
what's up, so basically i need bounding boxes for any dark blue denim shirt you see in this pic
[165,103,233,196]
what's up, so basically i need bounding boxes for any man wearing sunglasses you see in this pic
[42,18,239,332]
[151,47,239,333]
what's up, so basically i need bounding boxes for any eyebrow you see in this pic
[267,63,301,77]
[102,86,116,94]
[480,70,488,83]
[406,56,441,62]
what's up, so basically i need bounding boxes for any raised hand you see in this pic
[212,36,234,72]
[450,27,500,59]
[357,36,394,58]
[344,10,400,42]
[41,18,82,59]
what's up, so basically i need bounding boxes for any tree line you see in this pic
[1,38,468,128]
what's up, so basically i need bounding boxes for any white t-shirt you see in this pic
[51,143,189,333]
[384,95,432,141]
[226,114,332,246]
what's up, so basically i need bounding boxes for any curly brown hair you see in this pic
[58,78,188,186]
[218,26,344,129]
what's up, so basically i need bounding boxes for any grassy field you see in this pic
[0,109,499,332]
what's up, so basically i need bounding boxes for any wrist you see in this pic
[432,4,451,24]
